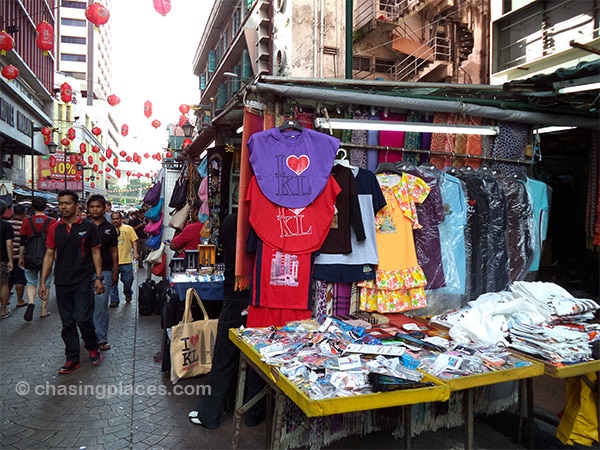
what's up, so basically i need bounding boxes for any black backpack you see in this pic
[23,217,51,270]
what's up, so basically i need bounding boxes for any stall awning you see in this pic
[186,126,216,159]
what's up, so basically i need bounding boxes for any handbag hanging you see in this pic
[170,288,218,383]
[143,179,163,206]
[145,226,163,249]
[0,182,13,208]
[168,203,191,230]
[151,253,167,277]
[145,198,164,221]
[169,160,190,209]
[144,242,165,265]
[144,213,163,236]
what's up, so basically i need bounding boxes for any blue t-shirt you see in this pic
[525,178,550,272]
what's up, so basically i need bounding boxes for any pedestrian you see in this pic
[169,199,204,257]
[0,199,14,319]
[39,190,105,374]
[188,212,266,429]
[109,211,138,307]
[128,209,147,267]
[87,195,118,351]
[18,196,56,321]
[8,203,27,308]
[104,200,113,223]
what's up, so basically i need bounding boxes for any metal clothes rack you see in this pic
[340,141,533,165]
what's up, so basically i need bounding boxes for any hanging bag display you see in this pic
[151,253,168,277]
[145,226,163,249]
[0,183,13,208]
[170,288,218,383]
[168,203,191,230]
[169,161,190,209]
[144,242,165,265]
[143,179,163,206]
[144,214,163,236]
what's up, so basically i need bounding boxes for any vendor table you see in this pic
[229,328,450,450]
[169,277,224,301]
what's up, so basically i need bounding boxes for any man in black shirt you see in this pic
[39,190,105,374]
[87,195,119,351]
[128,208,147,267]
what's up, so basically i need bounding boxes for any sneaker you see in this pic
[125,295,132,303]
[24,304,35,322]
[109,302,119,308]
[89,347,103,366]
[58,360,81,374]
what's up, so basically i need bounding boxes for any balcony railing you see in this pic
[389,35,451,81]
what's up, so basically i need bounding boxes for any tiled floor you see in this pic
[0,268,588,449]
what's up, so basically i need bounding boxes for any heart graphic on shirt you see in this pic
[190,335,199,346]
[288,208,306,215]
[286,155,310,176]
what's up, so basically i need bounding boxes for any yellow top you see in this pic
[116,224,138,264]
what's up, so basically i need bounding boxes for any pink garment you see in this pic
[198,177,210,218]
[378,113,406,163]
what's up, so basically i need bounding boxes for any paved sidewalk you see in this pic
[0,268,580,449]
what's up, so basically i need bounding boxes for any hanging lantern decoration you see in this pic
[105,167,111,173]
[153,0,172,16]
[1,64,19,80]
[179,103,190,114]
[88,155,94,164]
[92,126,102,136]
[98,169,104,174]
[126,171,132,177]
[119,150,127,158]
[155,153,162,161]
[151,119,161,129]
[165,151,173,158]
[61,138,71,147]
[67,128,76,141]
[143,100,153,118]
[143,152,150,159]
[92,145,100,153]
[69,155,76,164]
[115,169,121,178]
[107,94,120,106]
[44,134,52,145]
[182,137,192,149]
[178,114,189,127]
[113,157,119,167]
[79,142,87,154]
[49,156,57,168]
[121,123,129,136]
[41,127,52,136]
[105,147,112,158]
[90,181,95,189]
[125,155,132,162]
[136,173,141,179]
[85,3,110,26]
[60,82,73,103]
[35,21,54,55]
[93,163,99,171]
[0,31,14,56]
[99,155,106,162]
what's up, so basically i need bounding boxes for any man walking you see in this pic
[19,196,56,320]
[8,203,27,309]
[39,190,105,374]
[128,209,147,267]
[0,199,14,319]
[110,211,138,307]
[87,195,118,351]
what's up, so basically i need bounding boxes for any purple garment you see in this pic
[248,127,339,208]
[407,167,446,289]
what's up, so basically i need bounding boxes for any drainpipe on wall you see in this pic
[345,0,353,79]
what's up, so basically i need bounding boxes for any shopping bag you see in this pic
[168,203,190,230]
[170,288,218,383]
[151,253,167,277]
[0,183,13,208]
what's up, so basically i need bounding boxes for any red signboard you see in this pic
[37,153,83,191]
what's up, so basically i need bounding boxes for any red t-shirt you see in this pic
[19,214,56,246]
[246,175,341,255]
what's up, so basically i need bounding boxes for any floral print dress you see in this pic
[358,172,430,313]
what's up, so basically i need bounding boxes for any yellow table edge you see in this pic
[510,350,600,379]
[229,328,450,418]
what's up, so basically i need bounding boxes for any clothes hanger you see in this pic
[375,162,402,174]
[334,148,353,168]
[396,161,414,172]
[279,116,303,132]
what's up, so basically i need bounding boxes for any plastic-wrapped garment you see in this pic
[405,165,446,290]
[525,178,551,272]
[498,175,535,282]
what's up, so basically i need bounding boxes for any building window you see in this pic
[61,53,87,62]
[352,56,371,71]
[62,1,87,8]
[61,35,86,45]
[232,7,242,35]
[61,18,87,27]
[374,58,394,73]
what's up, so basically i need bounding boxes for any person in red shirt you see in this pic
[169,200,204,257]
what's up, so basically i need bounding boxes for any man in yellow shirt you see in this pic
[109,212,138,307]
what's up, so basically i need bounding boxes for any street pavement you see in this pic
[0,267,582,449]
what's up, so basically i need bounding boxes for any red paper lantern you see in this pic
[1,64,19,80]
[119,150,127,157]
[68,128,77,140]
[69,155,76,164]
[115,169,121,178]
[143,100,153,118]
[151,119,161,129]
[99,155,106,162]
[121,124,129,136]
[92,145,100,153]
[79,142,87,154]
[155,153,162,161]
[36,21,54,55]
[105,167,111,173]
[92,126,102,136]
[85,3,110,26]
[41,127,52,136]
[93,163,98,171]
[125,155,132,162]
[0,31,14,55]
[105,147,112,158]
[182,137,192,149]
[179,103,190,114]
[44,134,52,145]
[153,0,171,16]
[98,169,103,174]
[143,153,150,159]
[165,151,173,158]
[113,157,119,167]
[178,114,189,127]
[90,181,95,189]
[88,155,94,164]
[61,138,71,147]
[107,94,120,106]
[126,171,132,177]
[60,82,73,103]
[49,156,57,168]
